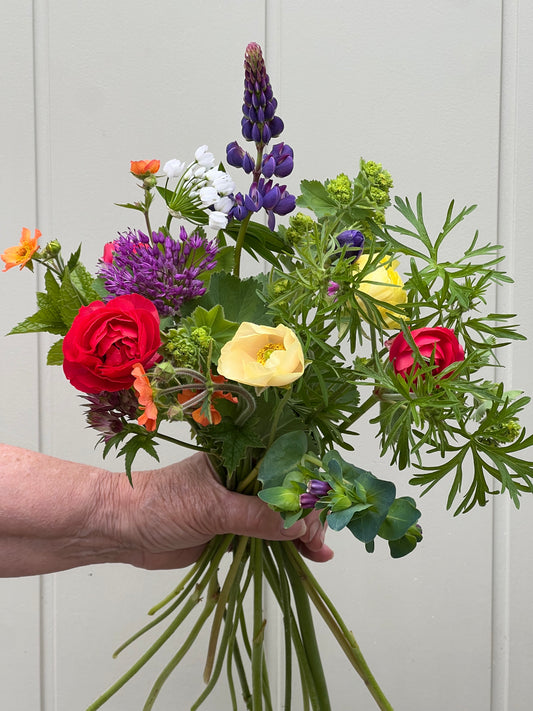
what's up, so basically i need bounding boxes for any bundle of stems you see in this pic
[85,533,393,711]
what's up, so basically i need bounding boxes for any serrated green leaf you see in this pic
[296,180,338,218]
[118,434,160,485]
[212,421,264,473]
[193,273,271,326]
[70,262,100,304]
[59,267,85,327]
[47,338,64,365]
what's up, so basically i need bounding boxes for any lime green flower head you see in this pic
[326,173,353,205]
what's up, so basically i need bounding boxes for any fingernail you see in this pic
[281,519,306,538]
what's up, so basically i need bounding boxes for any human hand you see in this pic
[109,453,334,570]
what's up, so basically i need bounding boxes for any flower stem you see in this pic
[278,544,331,711]
[251,538,264,711]
[233,212,252,277]
[285,543,394,711]
[85,586,203,711]
[203,536,249,683]
[142,576,220,711]
[152,431,209,453]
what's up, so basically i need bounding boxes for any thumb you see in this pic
[217,489,307,541]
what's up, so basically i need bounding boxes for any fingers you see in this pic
[218,489,308,540]
[215,490,333,562]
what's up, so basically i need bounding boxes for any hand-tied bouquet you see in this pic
[3,42,533,711]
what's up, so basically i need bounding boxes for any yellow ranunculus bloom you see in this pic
[355,254,407,328]
[217,322,305,388]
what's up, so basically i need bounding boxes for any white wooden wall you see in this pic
[1,1,533,709]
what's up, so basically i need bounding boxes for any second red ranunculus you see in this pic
[62,294,161,394]
[388,326,465,381]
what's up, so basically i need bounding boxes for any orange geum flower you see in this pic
[130,160,160,178]
[131,363,158,432]
[2,227,41,271]
[177,374,238,427]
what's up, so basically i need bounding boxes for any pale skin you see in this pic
[0,443,333,577]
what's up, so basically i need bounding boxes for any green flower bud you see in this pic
[326,173,353,205]
[143,175,158,190]
[286,212,316,245]
[42,240,61,258]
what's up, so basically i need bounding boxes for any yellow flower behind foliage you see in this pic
[355,254,407,328]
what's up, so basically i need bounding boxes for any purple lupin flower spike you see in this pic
[241,42,284,148]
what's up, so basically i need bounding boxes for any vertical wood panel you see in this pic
[0,2,42,710]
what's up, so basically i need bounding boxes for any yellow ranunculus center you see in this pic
[256,342,285,365]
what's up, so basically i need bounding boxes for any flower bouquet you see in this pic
[3,42,533,711]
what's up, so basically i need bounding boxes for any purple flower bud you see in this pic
[273,189,296,216]
[335,230,365,262]
[251,123,262,143]
[307,480,332,496]
[300,493,319,509]
[230,193,250,221]
[328,281,340,297]
[269,116,284,138]
[226,141,245,168]
[242,152,255,174]
[262,184,280,210]
[262,156,276,178]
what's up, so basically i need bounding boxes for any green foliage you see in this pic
[258,433,422,557]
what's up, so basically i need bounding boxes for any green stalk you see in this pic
[233,212,253,277]
[278,544,331,711]
[251,538,264,711]
[233,629,253,710]
[153,431,209,453]
[285,544,394,711]
[227,561,255,711]
[85,586,203,711]
[192,554,249,711]
[147,535,232,615]
[112,536,232,657]
[142,577,220,710]
[261,545,292,710]
[203,536,249,682]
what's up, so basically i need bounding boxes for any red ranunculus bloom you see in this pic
[62,294,161,394]
[388,326,465,381]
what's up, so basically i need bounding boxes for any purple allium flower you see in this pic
[241,42,284,149]
[335,230,365,262]
[98,227,218,316]
[82,390,139,441]
[261,142,294,179]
